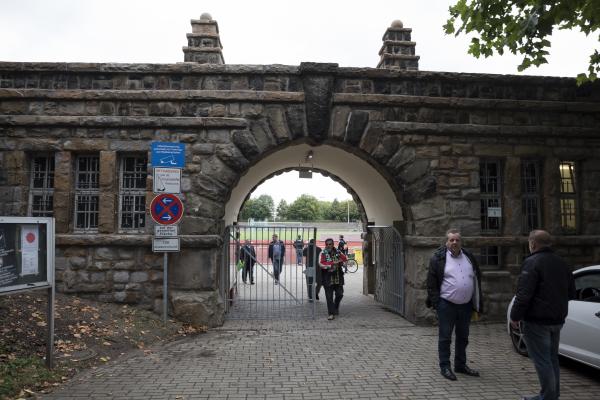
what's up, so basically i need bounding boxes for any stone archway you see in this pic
[224,143,405,226]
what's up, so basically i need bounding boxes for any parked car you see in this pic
[507,265,600,369]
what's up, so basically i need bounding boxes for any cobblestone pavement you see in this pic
[43,270,600,400]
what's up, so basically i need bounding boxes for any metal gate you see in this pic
[369,226,405,316]
[221,225,318,319]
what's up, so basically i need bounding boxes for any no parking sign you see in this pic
[150,194,184,225]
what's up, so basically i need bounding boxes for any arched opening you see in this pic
[224,144,405,226]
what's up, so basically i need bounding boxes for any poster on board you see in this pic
[0,217,54,295]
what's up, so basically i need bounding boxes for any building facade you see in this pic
[1,15,599,326]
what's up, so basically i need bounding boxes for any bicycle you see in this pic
[343,259,359,273]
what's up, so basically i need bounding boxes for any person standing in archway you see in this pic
[239,239,256,284]
[294,235,304,265]
[337,234,348,255]
[303,238,322,301]
[320,238,347,320]
[268,234,285,285]
[426,228,483,381]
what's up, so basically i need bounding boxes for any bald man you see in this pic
[510,230,575,400]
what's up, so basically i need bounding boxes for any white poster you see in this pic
[20,225,39,276]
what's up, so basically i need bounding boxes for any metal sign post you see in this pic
[150,142,185,325]
[163,252,168,325]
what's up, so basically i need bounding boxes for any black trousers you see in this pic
[242,264,254,283]
[324,284,343,315]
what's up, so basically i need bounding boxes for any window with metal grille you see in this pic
[480,160,502,233]
[74,155,99,231]
[28,155,55,217]
[119,155,147,230]
[478,246,500,268]
[559,161,577,233]
[521,160,542,233]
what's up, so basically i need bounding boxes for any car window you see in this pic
[574,271,600,290]
[574,271,600,302]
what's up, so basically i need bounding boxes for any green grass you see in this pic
[0,354,63,399]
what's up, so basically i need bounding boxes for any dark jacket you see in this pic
[239,244,256,268]
[268,240,285,261]
[510,247,576,325]
[426,246,484,313]
[303,243,322,281]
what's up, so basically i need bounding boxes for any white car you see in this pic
[507,265,600,369]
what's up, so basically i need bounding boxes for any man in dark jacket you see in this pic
[268,234,285,284]
[302,239,322,301]
[239,239,256,284]
[426,229,483,381]
[510,230,575,400]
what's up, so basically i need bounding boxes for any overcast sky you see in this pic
[1,0,597,205]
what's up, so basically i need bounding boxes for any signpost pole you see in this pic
[163,252,168,325]
[46,286,54,368]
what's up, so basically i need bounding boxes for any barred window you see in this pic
[478,246,500,268]
[521,160,542,233]
[559,161,577,233]
[480,160,502,233]
[74,155,99,231]
[119,155,147,230]
[28,155,55,217]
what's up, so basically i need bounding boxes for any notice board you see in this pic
[0,217,54,295]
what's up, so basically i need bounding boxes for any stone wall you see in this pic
[1,62,600,325]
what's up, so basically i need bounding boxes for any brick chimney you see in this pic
[377,20,419,70]
[182,13,225,64]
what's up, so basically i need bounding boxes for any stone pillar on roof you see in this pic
[182,13,225,64]
[377,20,419,70]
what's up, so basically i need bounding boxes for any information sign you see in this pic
[152,238,180,252]
[151,142,186,168]
[488,207,502,218]
[154,225,178,237]
[150,194,184,225]
[153,167,182,194]
[0,217,54,295]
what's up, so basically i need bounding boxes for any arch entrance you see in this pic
[219,144,407,320]
[224,143,404,226]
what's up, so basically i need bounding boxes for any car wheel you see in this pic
[509,320,528,356]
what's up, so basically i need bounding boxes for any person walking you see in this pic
[510,230,576,400]
[294,235,304,265]
[239,239,256,284]
[303,238,322,301]
[337,234,348,255]
[268,234,285,284]
[319,238,347,320]
[426,228,483,381]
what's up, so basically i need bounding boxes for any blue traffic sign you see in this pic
[150,194,184,225]
[150,142,186,168]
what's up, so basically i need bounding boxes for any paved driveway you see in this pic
[43,269,600,399]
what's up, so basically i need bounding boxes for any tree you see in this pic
[445,0,600,83]
[239,194,274,221]
[276,199,289,221]
[286,194,321,221]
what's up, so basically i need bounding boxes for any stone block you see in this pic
[113,260,136,270]
[90,272,106,283]
[411,197,446,220]
[457,156,478,170]
[113,271,130,283]
[399,159,430,183]
[114,291,141,303]
[170,289,224,327]
[439,156,457,169]
[95,247,118,260]
[69,256,87,269]
[169,248,217,290]
[130,271,149,283]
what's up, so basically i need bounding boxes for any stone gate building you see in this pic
[1,15,599,326]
